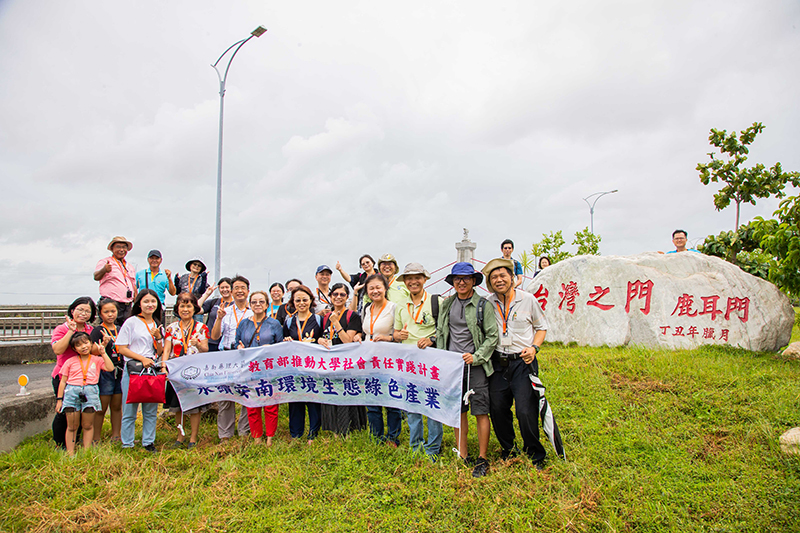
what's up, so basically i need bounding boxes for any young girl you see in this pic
[90,298,124,443]
[55,332,114,455]
[162,293,209,449]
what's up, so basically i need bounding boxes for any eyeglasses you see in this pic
[453,277,473,284]
[295,298,311,303]
[251,300,267,305]
[332,292,348,299]
[74,308,92,315]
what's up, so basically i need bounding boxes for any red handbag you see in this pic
[126,367,166,404]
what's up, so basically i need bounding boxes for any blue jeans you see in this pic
[367,406,402,445]
[407,413,443,456]
[121,365,158,448]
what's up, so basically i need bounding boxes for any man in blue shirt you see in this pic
[501,239,524,288]
[135,250,177,307]
[667,230,699,253]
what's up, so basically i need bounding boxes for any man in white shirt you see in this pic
[209,275,253,440]
[482,258,548,469]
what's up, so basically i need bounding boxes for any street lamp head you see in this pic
[611,189,619,193]
[251,26,267,37]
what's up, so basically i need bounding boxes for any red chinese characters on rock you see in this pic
[671,294,749,323]
[558,282,579,314]
[533,285,549,311]
[586,286,614,311]
[725,297,750,322]
[659,325,730,342]
[625,280,653,315]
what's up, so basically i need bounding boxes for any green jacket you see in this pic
[436,292,499,377]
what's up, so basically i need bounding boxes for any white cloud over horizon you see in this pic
[0,0,798,304]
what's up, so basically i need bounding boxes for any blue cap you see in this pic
[316,265,333,275]
[444,262,484,286]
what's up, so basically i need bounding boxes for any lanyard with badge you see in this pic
[178,321,196,356]
[317,288,331,306]
[496,291,516,347]
[369,301,387,340]
[407,292,428,325]
[248,317,268,347]
[113,257,133,298]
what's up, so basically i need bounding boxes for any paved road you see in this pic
[0,362,53,398]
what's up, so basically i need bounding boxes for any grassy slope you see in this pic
[2,336,799,532]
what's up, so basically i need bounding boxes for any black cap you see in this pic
[147,250,162,258]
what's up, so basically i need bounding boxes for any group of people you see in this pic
[51,236,550,477]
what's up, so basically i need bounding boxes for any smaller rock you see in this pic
[782,342,800,359]
[779,427,800,455]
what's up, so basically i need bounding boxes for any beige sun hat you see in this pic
[107,236,133,251]
[481,257,515,281]
[396,262,431,283]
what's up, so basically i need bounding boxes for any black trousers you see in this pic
[51,376,67,449]
[110,300,133,327]
[488,357,546,464]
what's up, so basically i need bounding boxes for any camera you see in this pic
[78,392,88,403]
[126,289,133,298]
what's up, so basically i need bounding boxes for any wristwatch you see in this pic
[429,335,437,345]
[532,344,540,354]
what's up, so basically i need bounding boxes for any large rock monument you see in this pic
[526,252,793,351]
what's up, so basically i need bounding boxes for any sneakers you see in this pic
[472,457,490,478]
[186,442,197,450]
[501,446,521,460]
[169,440,184,449]
[143,443,157,453]
[462,455,478,467]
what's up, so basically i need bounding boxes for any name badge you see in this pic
[500,332,512,346]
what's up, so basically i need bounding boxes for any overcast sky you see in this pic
[0,0,798,305]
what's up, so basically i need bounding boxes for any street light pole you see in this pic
[582,189,618,234]
[211,26,267,285]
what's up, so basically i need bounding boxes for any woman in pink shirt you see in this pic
[55,332,114,455]
[50,297,97,450]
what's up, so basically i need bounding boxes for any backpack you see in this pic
[439,294,487,330]
[285,314,322,335]
[322,310,353,330]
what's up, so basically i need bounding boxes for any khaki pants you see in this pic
[216,401,250,438]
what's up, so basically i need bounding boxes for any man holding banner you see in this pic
[393,263,443,461]
[436,262,499,478]
[209,275,253,440]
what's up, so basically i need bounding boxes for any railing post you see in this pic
[41,312,45,343]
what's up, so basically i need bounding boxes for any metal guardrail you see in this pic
[0,307,68,343]
[0,306,176,343]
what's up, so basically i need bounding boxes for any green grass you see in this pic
[2,340,799,532]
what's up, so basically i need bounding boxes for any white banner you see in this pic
[165,342,464,427]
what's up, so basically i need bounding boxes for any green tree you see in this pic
[751,194,800,296]
[698,223,773,279]
[572,226,601,256]
[531,230,571,263]
[697,122,800,231]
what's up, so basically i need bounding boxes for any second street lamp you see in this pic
[583,189,618,234]
[211,25,267,286]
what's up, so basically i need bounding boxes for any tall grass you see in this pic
[2,341,799,532]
